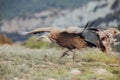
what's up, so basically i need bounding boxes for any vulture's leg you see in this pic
[72,49,77,63]
[60,50,70,58]
[104,41,111,55]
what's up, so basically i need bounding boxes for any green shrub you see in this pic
[23,36,58,49]
[77,49,118,64]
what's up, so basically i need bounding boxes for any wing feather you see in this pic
[19,27,56,35]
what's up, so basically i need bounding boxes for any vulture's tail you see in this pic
[85,40,97,48]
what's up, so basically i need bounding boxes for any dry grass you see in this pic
[0,34,12,45]
[0,45,120,80]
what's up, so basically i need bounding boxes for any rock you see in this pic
[98,77,105,80]
[40,64,47,68]
[48,78,56,80]
[14,77,19,80]
[69,69,81,75]
[65,62,74,66]
[109,64,119,67]
[76,62,83,67]
[93,68,113,76]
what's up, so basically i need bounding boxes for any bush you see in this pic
[0,34,12,45]
[77,49,119,64]
[23,36,58,49]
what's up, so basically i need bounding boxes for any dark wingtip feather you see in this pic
[85,40,97,48]
[87,28,99,31]
[81,21,95,33]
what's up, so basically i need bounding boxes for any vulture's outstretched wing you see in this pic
[65,27,82,33]
[19,27,56,35]
[65,21,95,34]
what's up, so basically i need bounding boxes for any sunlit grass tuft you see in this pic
[76,48,119,64]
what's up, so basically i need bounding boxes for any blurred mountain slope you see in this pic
[52,0,120,28]
[0,0,91,19]
[0,0,119,43]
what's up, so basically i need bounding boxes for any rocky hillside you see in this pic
[0,0,119,42]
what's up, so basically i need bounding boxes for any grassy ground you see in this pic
[0,45,120,80]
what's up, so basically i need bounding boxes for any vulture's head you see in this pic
[109,28,120,37]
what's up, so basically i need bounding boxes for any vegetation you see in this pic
[0,45,120,80]
[0,34,12,45]
[23,36,51,48]
[23,36,59,49]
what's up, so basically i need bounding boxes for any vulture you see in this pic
[20,22,96,62]
[88,27,120,54]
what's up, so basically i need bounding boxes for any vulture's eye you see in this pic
[114,31,117,34]
[101,37,106,40]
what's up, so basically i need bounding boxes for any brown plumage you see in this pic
[88,28,120,54]
[20,22,96,61]
[54,31,96,58]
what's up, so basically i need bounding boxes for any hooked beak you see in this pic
[118,31,120,35]
[116,31,120,35]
